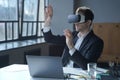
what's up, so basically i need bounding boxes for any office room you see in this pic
[0,0,120,80]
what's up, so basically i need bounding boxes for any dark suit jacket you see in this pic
[43,30,104,70]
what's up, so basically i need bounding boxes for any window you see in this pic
[0,0,45,43]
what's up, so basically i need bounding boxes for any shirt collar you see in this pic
[77,30,90,38]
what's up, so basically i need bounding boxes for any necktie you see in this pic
[73,36,79,44]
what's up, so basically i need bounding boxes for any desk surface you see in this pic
[0,64,108,80]
[0,64,65,80]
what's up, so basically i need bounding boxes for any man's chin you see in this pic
[75,29,82,32]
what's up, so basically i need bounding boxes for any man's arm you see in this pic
[43,29,66,45]
[70,38,104,70]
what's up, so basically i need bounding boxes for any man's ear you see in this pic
[86,20,92,26]
[86,20,91,23]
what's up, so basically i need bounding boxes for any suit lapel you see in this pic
[79,30,94,50]
[73,31,79,44]
[73,36,79,44]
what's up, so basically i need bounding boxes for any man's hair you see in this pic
[76,6,94,22]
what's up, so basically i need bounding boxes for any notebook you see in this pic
[26,55,64,79]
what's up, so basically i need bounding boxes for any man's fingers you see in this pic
[47,5,53,17]
[64,29,72,38]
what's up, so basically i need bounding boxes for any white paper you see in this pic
[96,67,108,73]
[63,67,89,78]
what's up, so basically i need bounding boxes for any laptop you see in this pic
[26,55,64,79]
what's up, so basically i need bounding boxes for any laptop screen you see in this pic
[26,55,64,79]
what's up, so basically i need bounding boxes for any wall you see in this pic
[93,23,120,63]
[79,0,120,23]
[49,0,73,35]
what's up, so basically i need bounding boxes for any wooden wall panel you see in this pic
[93,23,120,63]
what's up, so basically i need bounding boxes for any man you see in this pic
[42,5,104,70]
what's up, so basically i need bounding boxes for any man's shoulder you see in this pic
[92,34,104,44]
[88,30,103,43]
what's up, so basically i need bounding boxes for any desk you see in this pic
[0,64,108,80]
[0,64,30,80]
[0,64,65,80]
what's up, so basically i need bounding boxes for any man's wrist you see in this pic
[44,22,51,27]
[44,17,52,26]
[69,47,76,56]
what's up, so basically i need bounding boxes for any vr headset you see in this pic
[68,14,85,23]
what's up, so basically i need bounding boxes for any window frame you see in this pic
[0,0,45,43]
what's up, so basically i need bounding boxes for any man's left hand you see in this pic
[64,29,74,50]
